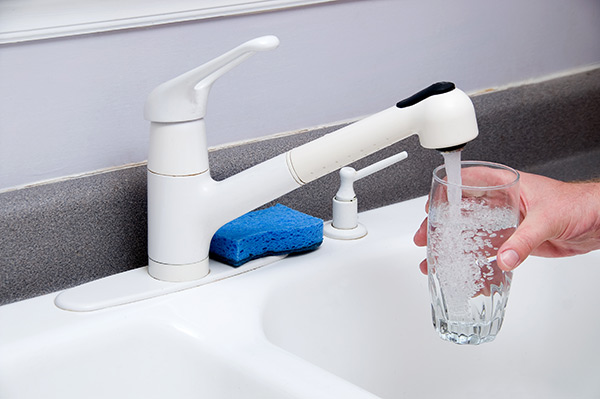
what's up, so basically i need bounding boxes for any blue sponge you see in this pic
[209,204,323,267]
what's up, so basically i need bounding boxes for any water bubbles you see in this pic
[428,200,518,320]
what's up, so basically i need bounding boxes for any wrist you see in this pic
[575,181,600,239]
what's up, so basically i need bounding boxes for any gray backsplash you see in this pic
[1,68,599,305]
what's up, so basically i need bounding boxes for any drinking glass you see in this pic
[427,160,520,345]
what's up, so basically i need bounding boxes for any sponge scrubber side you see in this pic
[209,204,323,267]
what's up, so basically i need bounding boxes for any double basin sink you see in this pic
[1,196,599,398]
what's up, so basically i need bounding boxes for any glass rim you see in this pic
[432,160,520,190]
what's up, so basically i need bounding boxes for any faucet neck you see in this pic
[147,152,301,282]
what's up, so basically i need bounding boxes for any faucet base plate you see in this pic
[54,255,286,312]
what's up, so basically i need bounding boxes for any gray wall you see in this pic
[1,0,600,190]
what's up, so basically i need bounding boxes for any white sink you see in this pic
[0,293,302,398]
[1,196,599,398]
[261,202,600,398]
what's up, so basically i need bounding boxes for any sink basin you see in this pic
[0,295,300,398]
[1,196,599,398]
[261,198,600,398]
[262,236,425,398]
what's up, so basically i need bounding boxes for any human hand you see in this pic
[414,171,600,274]
[496,172,600,270]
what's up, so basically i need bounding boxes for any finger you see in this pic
[419,258,428,275]
[413,217,428,247]
[497,213,557,271]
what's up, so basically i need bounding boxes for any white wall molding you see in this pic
[0,0,337,44]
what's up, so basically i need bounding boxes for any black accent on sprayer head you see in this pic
[437,143,467,153]
[396,82,456,108]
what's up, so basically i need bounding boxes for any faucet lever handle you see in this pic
[145,35,280,123]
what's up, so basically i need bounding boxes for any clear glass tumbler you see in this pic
[427,160,520,345]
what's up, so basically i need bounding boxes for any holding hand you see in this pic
[414,171,600,273]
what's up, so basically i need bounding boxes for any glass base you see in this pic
[432,313,504,345]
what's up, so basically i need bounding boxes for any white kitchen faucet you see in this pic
[144,35,478,282]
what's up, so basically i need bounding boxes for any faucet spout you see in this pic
[145,37,479,282]
[286,83,478,184]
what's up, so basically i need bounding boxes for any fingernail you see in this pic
[500,249,520,270]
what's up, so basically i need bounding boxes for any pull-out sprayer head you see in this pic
[396,81,479,151]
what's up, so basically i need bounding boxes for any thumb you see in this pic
[497,213,555,271]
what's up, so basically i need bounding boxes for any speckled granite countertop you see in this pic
[1,68,599,305]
